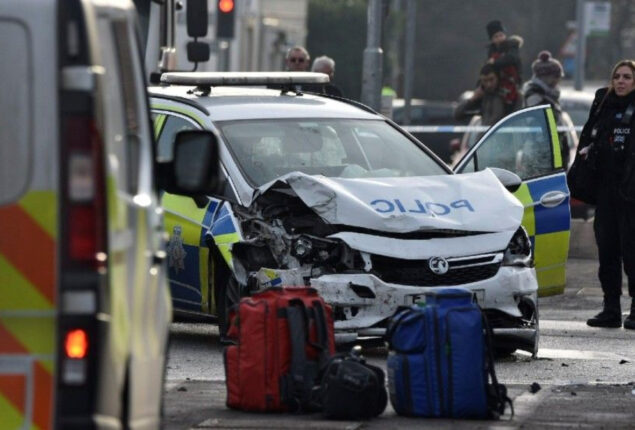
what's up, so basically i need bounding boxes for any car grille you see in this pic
[370,253,502,287]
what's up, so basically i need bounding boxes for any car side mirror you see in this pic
[157,130,220,196]
[489,167,522,193]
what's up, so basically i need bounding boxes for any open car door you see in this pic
[454,105,570,296]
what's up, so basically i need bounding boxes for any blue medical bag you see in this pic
[385,287,510,419]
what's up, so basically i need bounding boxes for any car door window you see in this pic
[459,108,556,180]
[156,115,198,161]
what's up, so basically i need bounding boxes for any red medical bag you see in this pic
[224,287,335,412]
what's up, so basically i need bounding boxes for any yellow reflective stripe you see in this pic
[216,244,233,269]
[534,231,570,269]
[534,230,569,296]
[153,114,166,139]
[0,395,24,430]
[162,194,209,226]
[546,108,562,169]
[109,251,129,360]
[0,317,54,359]
[150,103,206,127]
[17,191,57,239]
[108,177,127,231]
[162,193,210,249]
[513,183,535,236]
[0,257,52,311]
[537,268,566,296]
[213,232,240,244]
[213,232,240,269]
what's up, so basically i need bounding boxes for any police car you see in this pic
[150,72,571,355]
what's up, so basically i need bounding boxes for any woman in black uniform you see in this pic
[576,60,635,329]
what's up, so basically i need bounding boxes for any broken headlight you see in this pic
[292,236,313,259]
[502,226,532,267]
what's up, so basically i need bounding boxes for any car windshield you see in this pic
[217,118,447,187]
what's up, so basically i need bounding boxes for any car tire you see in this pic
[217,276,241,341]
[208,248,237,340]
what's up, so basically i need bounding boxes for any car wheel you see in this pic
[217,276,241,340]
[208,248,238,339]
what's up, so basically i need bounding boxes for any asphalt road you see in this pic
[163,258,635,429]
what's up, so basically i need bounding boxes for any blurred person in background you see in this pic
[523,50,573,167]
[285,46,311,72]
[486,19,523,110]
[310,55,343,97]
[454,63,521,126]
[577,60,635,330]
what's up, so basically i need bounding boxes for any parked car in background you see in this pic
[392,98,470,163]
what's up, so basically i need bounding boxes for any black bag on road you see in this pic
[317,346,387,420]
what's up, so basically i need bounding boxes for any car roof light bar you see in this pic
[161,72,330,86]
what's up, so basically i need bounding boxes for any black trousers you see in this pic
[593,186,635,299]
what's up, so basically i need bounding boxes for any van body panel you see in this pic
[1,1,170,429]
[0,2,59,429]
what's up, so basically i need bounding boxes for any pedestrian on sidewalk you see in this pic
[577,59,635,329]
[523,50,573,167]
[485,20,524,110]
[285,46,310,72]
[310,55,343,97]
[454,63,521,126]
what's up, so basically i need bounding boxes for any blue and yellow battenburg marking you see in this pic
[512,108,570,296]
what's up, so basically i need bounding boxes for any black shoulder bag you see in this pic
[567,135,600,205]
[567,96,607,205]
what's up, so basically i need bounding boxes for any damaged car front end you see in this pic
[217,169,538,355]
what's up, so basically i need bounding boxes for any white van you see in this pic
[0,1,218,428]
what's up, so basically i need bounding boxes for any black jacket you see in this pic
[578,87,635,197]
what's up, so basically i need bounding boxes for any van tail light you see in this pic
[64,329,88,358]
[62,328,88,385]
[62,116,107,268]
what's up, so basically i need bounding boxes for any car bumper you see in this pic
[310,265,538,345]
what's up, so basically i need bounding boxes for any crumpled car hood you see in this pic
[254,169,523,234]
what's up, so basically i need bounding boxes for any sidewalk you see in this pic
[569,218,597,260]
[164,380,635,429]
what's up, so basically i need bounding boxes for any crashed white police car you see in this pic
[151,72,572,355]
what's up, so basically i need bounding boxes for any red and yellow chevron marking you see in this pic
[0,192,56,430]
[0,332,53,430]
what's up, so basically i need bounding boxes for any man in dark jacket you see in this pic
[486,20,523,108]
[310,55,343,97]
[455,63,522,126]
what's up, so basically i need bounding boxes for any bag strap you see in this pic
[482,312,514,419]
[384,307,413,349]
[310,300,331,366]
[285,301,314,412]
